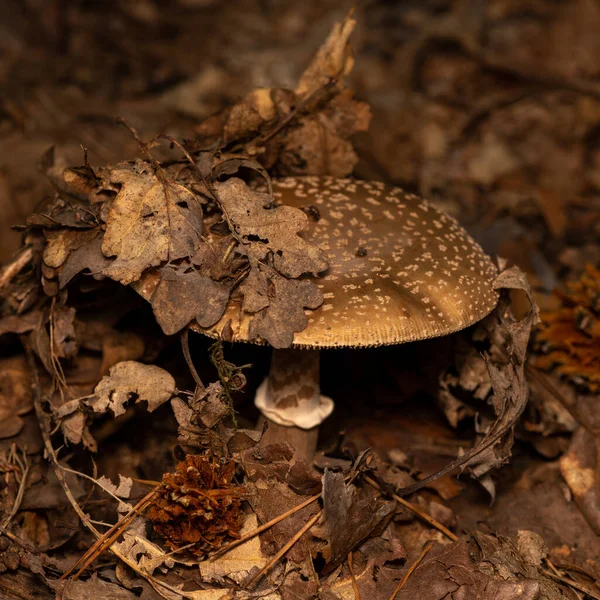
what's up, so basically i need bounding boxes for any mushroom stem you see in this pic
[259,418,320,463]
[255,348,334,460]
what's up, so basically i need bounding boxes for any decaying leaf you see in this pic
[51,305,78,360]
[89,361,176,417]
[0,311,44,337]
[58,230,112,288]
[43,228,102,271]
[246,477,319,564]
[392,539,542,600]
[142,265,232,335]
[96,474,134,500]
[49,572,138,600]
[321,521,406,599]
[277,92,372,178]
[315,470,395,573]
[112,516,171,577]
[560,427,600,534]
[242,268,323,348]
[295,13,356,99]
[214,178,328,278]
[196,382,231,428]
[101,165,204,285]
[199,513,267,584]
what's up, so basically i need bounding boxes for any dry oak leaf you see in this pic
[280,111,366,178]
[279,90,371,178]
[242,268,323,348]
[44,228,101,270]
[213,178,328,278]
[142,264,232,335]
[101,165,204,285]
[43,227,113,288]
[89,361,176,417]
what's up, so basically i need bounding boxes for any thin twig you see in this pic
[1,446,30,529]
[348,551,361,600]
[244,510,322,589]
[0,247,33,290]
[181,328,205,394]
[61,488,158,580]
[543,570,600,599]
[0,524,36,551]
[543,560,600,600]
[365,476,458,542]
[388,541,434,600]
[25,338,101,535]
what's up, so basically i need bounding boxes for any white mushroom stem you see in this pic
[255,348,334,459]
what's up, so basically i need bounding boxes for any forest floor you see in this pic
[0,1,599,599]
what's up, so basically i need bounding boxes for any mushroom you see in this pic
[193,177,499,460]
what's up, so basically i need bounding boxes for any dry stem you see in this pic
[388,541,434,600]
[348,551,361,600]
[365,476,458,542]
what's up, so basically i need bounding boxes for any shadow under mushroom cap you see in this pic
[193,176,499,349]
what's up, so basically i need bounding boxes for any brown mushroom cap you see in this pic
[193,177,498,348]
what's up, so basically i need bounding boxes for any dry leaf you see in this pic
[422,265,539,499]
[295,14,356,98]
[101,165,204,285]
[393,540,541,600]
[58,230,112,288]
[199,513,267,584]
[51,305,78,359]
[49,573,137,600]
[145,264,232,335]
[242,269,323,348]
[44,228,102,271]
[214,178,328,278]
[89,361,176,417]
[316,470,395,574]
[560,427,600,534]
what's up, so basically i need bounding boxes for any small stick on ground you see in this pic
[1,445,30,530]
[62,487,159,580]
[365,476,458,542]
[388,541,434,600]
[543,560,600,600]
[244,510,323,589]
[0,247,33,290]
[181,328,205,395]
[348,551,361,600]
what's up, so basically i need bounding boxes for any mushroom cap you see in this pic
[192,177,499,348]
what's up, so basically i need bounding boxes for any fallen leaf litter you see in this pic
[0,4,598,600]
